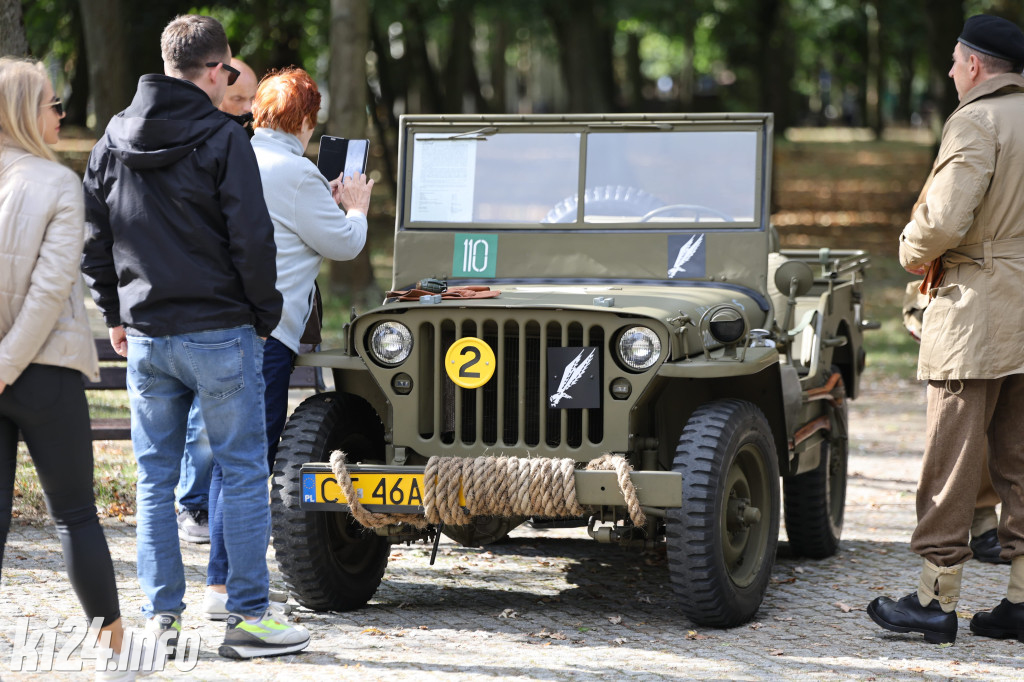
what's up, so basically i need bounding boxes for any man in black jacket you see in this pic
[81,14,309,662]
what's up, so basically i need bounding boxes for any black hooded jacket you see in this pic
[82,75,282,337]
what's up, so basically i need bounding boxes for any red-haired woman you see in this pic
[202,67,373,618]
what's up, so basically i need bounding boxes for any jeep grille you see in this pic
[414,316,606,450]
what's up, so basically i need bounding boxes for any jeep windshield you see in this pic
[402,117,767,228]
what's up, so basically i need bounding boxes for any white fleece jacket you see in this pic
[251,127,367,352]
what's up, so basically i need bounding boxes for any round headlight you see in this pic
[708,307,747,344]
[617,326,662,371]
[369,321,413,365]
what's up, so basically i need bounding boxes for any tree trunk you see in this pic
[443,0,473,112]
[624,32,644,111]
[865,0,883,135]
[0,0,28,57]
[755,0,794,132]
[328,0,383,309]
[64,1,90,127]
[678,33,695,111]
[489,19,508,113]
[406,3,444,113]
[546,0,615,112]
[78,0,131,133]
[925,1,963,126]
[367,12,399,193]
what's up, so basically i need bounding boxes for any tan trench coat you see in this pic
[0,146,99,386]
[899,73,1024,380]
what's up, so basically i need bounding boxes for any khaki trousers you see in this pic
[911,375,1024,566]
[973,454,1000,537]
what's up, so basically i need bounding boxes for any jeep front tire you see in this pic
[666,399,780,627]
[271,392,390,611]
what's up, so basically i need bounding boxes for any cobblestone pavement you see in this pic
[3,374,1024,681]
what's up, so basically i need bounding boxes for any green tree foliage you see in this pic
[19,0,992,134]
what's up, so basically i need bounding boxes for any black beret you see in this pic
[959,14,1024,66]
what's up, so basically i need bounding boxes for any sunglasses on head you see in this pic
[44,97,64,116]
[205,61,240,86]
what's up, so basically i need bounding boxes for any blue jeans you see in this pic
[175,402,211,512]
[208,335,295,586]
[127,326,270,618]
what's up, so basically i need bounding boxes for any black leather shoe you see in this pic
[867,593,957,644]
[970,529,1010,565]
[970,599,1024,641]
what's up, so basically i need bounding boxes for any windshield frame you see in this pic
[396,113,773,233]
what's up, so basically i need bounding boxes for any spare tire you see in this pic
[544,185,665,223]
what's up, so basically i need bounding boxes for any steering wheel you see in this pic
[639,204,734,223]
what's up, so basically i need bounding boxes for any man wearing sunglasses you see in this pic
[82,14,311,662]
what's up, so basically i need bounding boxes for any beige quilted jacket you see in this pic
[0,145,99,386]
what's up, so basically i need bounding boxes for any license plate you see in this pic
[301,470,464,513]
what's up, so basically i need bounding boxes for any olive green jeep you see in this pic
[270,113,875,627]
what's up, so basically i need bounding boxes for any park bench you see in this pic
[29,338,323,441]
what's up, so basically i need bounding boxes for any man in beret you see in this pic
[866,14,1024,644]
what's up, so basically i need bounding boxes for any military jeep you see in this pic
[270,113,874,628]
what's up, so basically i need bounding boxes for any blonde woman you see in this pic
[0,58,131,680]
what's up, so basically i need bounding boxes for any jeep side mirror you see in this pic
[773,260,814,299]
[773,260,814,339]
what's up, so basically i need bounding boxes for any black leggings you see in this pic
[0,364,121,627]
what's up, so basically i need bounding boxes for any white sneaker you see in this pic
[218,608,310,659]
[94,655,138,682]
[202,589,230,621]
[94,625,169,680]
[203,589,292,621]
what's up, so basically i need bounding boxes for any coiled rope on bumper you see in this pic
[328,451,646,530]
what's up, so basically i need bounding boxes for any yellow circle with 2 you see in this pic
[444,337,496,389]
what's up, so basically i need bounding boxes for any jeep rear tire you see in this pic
[271,392,390,611]
[783,372,848,558]
[666,399,780,627]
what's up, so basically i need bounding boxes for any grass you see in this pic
[12,441,136,523]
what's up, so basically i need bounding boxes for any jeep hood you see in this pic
[381,283,771,330]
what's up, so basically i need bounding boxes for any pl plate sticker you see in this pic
[667,233,706,279]
[453,233,497,278]
[547,347,601,409]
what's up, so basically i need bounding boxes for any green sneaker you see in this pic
[144,613,180,654]
[218,609,310,659]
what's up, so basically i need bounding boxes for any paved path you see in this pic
[3,374,1024,681]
